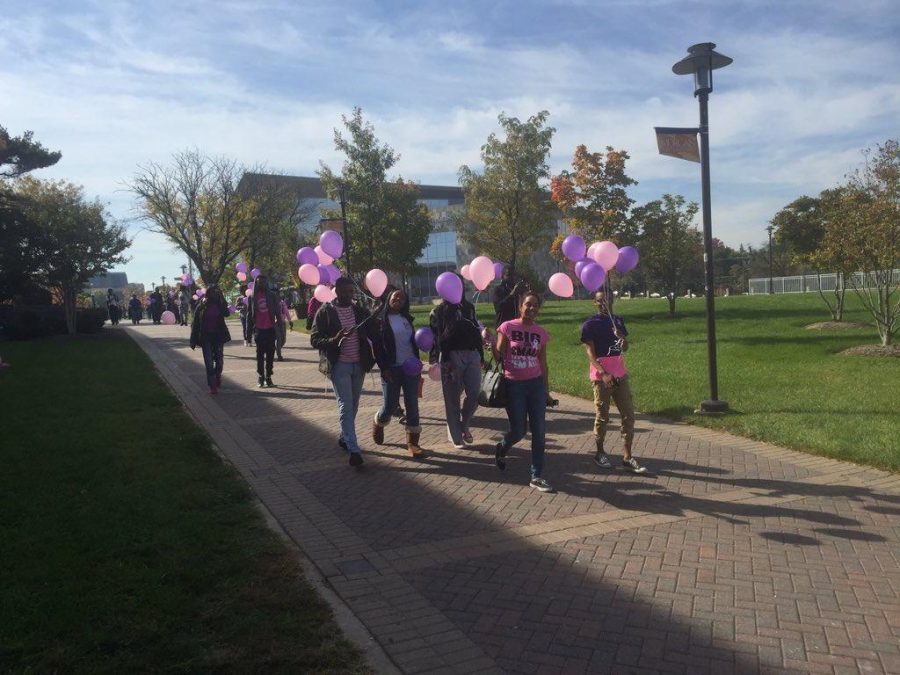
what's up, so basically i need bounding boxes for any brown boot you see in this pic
[373,414,385,445]
[407,431,424,458]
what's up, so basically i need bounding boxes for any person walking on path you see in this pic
[429,282,484,449]
[248,275,282,388]
[236,286,252,347]
[581,291,646,473]
[106,289,121,325]
[149,287,164,324]
[492,267,530,328]
[310,276,376,467]
[190,285,232,395]
[179,284,191,326]
[493,293,554,493]
[128,293,143,324]
[275,290,292,361]
[372,288,425,457]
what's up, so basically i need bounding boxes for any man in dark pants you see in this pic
[248,275,282,388]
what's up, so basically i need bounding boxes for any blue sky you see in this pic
[3,0,898,288]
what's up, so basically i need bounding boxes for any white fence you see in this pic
[749,270,900,295]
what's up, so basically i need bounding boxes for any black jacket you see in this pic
[190,300,232,348]
[309,302,375,376]
[429,300,484,364]
[372,309,417,371]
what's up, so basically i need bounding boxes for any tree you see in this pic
[319,108,432,278]
[550,144,637,243]
[130,150,304,286]
[14,177,130,333]
[632,194,702,317]
[0,126,62,178]
[773,189,852,320]
[456,111,556,273]
[824,140,900,345]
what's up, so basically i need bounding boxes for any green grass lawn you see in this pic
[412,293,899,471]
[0,332,369,674]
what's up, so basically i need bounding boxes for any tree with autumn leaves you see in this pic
[551,144,638,245]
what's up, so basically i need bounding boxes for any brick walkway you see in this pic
[126,323,900,674]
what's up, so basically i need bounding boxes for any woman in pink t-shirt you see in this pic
[492,292,554,493]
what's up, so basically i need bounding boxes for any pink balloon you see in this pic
[460,264,471,280]
[236,271,247,282]
[315,245,333,265]
[314,284,335,303]
[161,310,176,325]
[244,289,253,297]
[586,242,602,261]
[592,241,619,270]
[366,268,388,297]
[469,255,495,291]
[196,288,205,297]
[548,273,574,298]
[299,263,320,285]
[428,363,442,381]
[192,294,199,300]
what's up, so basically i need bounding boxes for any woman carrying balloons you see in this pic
[248,274,282,388]
[310,276,376,467]
[371,288,425,457]
[189,285,231,395]
[493,292,554,493]
[429,276,484,449]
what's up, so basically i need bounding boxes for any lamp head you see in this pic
[673,42,732,96]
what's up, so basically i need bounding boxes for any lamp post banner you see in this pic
[654,127,701,162]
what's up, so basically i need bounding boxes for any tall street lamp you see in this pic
[337,181,352,276]
[673,42,731,415]
[766,224,775,294]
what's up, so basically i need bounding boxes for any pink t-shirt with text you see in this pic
[498,319,549,381]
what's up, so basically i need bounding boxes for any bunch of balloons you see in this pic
[548,235,640,298]
[297,231,345,303]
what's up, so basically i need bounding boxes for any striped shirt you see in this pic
[335,305,360,363]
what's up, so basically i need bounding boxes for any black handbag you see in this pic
[478,359,508,408]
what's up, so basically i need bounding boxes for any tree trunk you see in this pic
[63,285,77,335]
[667,295,676,319]
[835,286,845,321]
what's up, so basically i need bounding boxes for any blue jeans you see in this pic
[499,376,547,478]
[201,337,224,386]
[376,366,420,431]
[331,361,366,454]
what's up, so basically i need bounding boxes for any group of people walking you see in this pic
[182,268,645,492]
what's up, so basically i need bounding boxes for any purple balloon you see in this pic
[320,230,344,259]
[573,257,592,280]
[561,234,587,262]
[227,303,236,313]
[250,267,261,279]
[493,261,504,280]
[296,246,318,266]
[235,262,247,274]
[615,246,640,274]
[402,357,423,377]
[326,264,341,284]
[414,327,434,352]
[435,272,463,304]
[579,262,606,292]
[317,264,330,285]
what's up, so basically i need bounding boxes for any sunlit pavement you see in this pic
[125,323,900,674]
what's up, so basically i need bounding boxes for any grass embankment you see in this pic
[0,332,369,674]
[412,293,899,471]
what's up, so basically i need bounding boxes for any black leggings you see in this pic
[256,328,276,377]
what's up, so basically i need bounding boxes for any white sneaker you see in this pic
[447,427,465,449]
